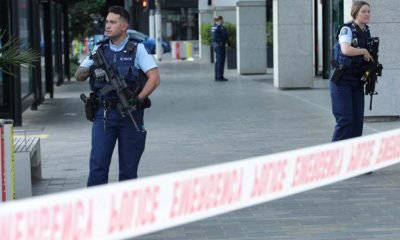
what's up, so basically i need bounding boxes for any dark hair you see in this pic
[108,5,130,23]
[214,16,223,23]
[351,1,370,19]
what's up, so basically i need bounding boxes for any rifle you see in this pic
[90,48,142,132]
[361,37,383,110]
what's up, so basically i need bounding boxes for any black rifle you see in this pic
[361,37,383,110]
[90,48,141,131]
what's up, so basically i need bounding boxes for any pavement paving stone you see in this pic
[18,57,400,239]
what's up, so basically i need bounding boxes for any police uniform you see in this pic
[330,22,370,141]
[80,36,157,186]
[211,22,229,81]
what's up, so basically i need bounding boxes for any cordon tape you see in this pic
[1,128,400,239]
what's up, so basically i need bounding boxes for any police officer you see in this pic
[211,16,229,81]
[75,6,160,186]
[330,1,373,142]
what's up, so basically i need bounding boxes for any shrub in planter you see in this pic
[200,23,212,45]
[223,22,236,49]
[223,22,237,69]
[266,21,273,68]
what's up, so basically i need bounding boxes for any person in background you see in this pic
[211,15,230,81]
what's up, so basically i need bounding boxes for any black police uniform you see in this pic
[330,22,371,141]
[87,38,148,186]
[211,23,229,81]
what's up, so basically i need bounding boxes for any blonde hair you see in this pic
[351,1,370,19]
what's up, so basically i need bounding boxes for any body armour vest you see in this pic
[92,39,145,101]
[334,22,371,78]
[211,24,226,43]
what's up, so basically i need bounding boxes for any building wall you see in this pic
[212,0,236,25]
[365,0,400,116]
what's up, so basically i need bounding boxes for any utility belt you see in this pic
[98,99,119,109]
[213,41,225,45]
[331,60,365,82]
[80,92,151,122]
[97,95,151,110]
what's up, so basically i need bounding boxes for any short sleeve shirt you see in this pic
[79,36,157,73]
[338,26,352,44]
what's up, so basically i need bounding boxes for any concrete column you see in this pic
[236,0,266,74]
[343,0,353,23]
[214,6,236,24]
[212,0,236,23]
[198,1,213,62]
[149,9,155,39]
[273,0,313,88]
[364,1,400,116]
[198,9,213,62]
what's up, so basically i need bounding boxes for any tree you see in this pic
[69,0,106,41]
[0,30,40,76]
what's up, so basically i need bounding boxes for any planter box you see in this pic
[210,45,214,63]
[227,48,237,69]
[267,45,273,68]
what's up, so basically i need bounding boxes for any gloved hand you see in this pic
[128,96,151,109]
[142,97,151,108]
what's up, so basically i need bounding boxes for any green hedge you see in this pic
[201,21,272,48]
[224,22,236,49]
[200,22,236,48]
[266,21,273,46]
[200,23,212,45]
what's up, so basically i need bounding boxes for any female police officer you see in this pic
[75,6,160,186]
[330,1,373,141]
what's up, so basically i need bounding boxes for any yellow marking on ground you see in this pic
[13,134,49,139]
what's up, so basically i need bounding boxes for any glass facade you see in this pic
[1,0,71,125]
[40,5,46,96]
[133,2,199,41]
[332,0,344,46]
[317,0,344,78]
[51,2,58,84]
[162,7,198,40]
[0,40,3,107]
[19,0,33,99]
[0,0,8,109]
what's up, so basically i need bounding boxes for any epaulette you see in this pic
[96,37,109,47]
[128,37,143,43]
[337,21,369,39]
[126,39,139,53]
[336,22,355,41]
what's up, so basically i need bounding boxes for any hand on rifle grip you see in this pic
[363,49,374,62]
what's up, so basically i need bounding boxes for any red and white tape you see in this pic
[0,129,400,239]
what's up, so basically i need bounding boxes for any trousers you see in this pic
[330,79,364,141]
[87,107,146,186]
[213,43,226,80]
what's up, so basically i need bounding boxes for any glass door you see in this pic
[321,0,343,79]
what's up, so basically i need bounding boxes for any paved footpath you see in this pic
[19,57,400,239]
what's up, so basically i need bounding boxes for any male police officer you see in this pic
[211,16,229,81]
[75,6,160,186]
